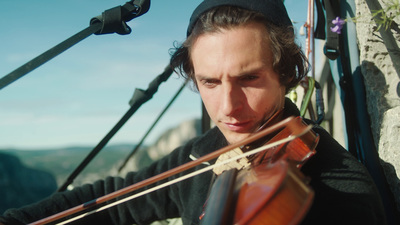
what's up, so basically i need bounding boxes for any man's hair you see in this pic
[170,6,308,93]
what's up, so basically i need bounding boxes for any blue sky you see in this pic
[0,0,309,149]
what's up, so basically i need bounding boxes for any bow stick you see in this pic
[30,116,311,225]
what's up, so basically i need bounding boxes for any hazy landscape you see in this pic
[0,143,152,213]
[0,143,152,186]
[0,118,201,214]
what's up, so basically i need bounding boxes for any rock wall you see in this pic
[355,0,400,211]
[115,119,202,225]
[117,119,202,176]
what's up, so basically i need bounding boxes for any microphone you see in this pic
[126,0,151,19]
[90,0,151,35]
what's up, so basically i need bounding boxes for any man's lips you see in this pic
[223,121,252,132]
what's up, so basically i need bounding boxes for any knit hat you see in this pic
[187,0,292,36]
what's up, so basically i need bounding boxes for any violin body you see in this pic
[201,117,319,225]
[234,160,314,225]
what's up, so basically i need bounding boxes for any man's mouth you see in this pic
[224,121,252,132]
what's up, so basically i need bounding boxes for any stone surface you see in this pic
[355,0,400,211]
[117,119,202,176]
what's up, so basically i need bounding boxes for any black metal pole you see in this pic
[0,24,101,90]
[58,65,173,192]
[0,0,151,91]
[117,80,188,173]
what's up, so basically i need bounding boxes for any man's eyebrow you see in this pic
[194,63,267,80]
[233,68,264,79]
[241,63,268,74]
[194,73,211,80]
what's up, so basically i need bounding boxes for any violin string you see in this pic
[56,125,313,225]
[30,117,295,225]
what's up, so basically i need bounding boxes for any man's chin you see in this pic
[223,132,252,145]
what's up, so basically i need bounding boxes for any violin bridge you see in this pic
[213,147,251,175]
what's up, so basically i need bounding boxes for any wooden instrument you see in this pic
[29,116,317,225]
[200,117,319,225]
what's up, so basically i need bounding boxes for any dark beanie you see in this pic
[187,0,292,36]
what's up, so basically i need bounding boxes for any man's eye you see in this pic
[202,79,219,87]
[242,75,258,81]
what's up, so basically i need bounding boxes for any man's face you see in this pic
[191,22,286,144]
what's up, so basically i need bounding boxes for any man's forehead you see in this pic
[190,24,273,66]
[194,61,268,80]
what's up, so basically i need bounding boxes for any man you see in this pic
[0,0,386,224]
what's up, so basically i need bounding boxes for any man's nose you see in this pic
[221,84,242,116]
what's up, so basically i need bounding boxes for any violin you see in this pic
[28,116,317,225]
[200,116,319,225]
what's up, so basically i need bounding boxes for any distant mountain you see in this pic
[0,144,140,187]
[0,152,57,214]
[0,118,202,214]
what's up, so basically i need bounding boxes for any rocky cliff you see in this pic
[116,118,202,176]
[356,0,400,212]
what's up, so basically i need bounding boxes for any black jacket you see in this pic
[0,100,386,225]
